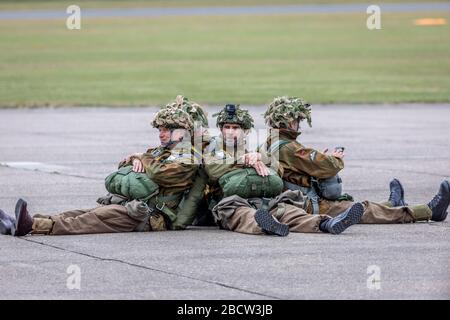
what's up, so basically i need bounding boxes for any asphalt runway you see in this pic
[0,104,449,299]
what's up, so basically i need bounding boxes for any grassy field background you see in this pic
[1,2,449,106]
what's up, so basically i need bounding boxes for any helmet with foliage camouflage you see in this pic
[151,105,194,132]
[264,96,312,129]
[213,104,254,130]
[165,95,209,128]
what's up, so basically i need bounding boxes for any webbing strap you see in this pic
[149,198,177,222]
[283,180,320,215]
[147,194,181,222]
[268,140,290,154]
[306,188,320,215]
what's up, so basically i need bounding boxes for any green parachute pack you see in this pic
[105,165,159,202]
[218,167,284,199]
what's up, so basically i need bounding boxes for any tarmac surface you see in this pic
[0,104,449,299]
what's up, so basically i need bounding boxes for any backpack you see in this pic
[218,167,284,199]
[105,165,159,202]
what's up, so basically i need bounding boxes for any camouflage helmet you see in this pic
[151,105,194,132]
[264,96,312,129]
[213,104,254,130]
[165,95,209,128]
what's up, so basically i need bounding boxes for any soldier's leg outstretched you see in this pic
[225,206,266,235]
[273,202,364,234]
[0,198,153,236]
[221,201,363,236]
[311,179,450,224]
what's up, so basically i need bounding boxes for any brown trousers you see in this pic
[306,199,416,224]
[224,203,326,235]
[33,205,148,235]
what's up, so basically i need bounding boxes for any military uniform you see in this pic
[32,141,199,235]
[262,97,432,223]
[27,105,201,236]
[162,95,215,226]
[213,192,324,235]
[204,105,340,236]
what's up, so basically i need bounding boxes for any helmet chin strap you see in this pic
[285,118,301,133]
[286,127,302,136]
[161,129,184,148]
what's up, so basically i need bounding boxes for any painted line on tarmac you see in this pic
[0,161,103,180]
[22,236,283,300]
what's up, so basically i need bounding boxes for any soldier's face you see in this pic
[170,129,188,142]
[288,119,300,131]
[221,123,244,141]
[159,127,171,145]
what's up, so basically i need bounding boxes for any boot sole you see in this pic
[255,209,289,237]
[14,198,28,236]
[15,198,26,219]
[329,203,364,235]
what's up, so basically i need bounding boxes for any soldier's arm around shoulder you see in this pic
[147,157,198,189]
[117,152,145,168]
[283,142,344,179]
[259,148,283,177]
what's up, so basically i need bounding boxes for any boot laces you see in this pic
[389,185,400,203]
[388,190,396,202]
[428,193,441,209]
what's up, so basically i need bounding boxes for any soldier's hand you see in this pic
[123,154,132,163]
[252,161,270,177]
[123,152,143,163]
[332,150,345,159]
[242,152,261,166]
[132,158,145,173]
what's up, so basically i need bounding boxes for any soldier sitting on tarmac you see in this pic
[0,106,201,236]
[122,95,214,228]
[203,104,365,236]
[260,96,450,224]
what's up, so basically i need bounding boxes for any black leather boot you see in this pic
[428,180,450,222]
[14,199,33,236]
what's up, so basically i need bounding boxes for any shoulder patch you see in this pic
[166,155,177,161]
[151,148,164,157]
